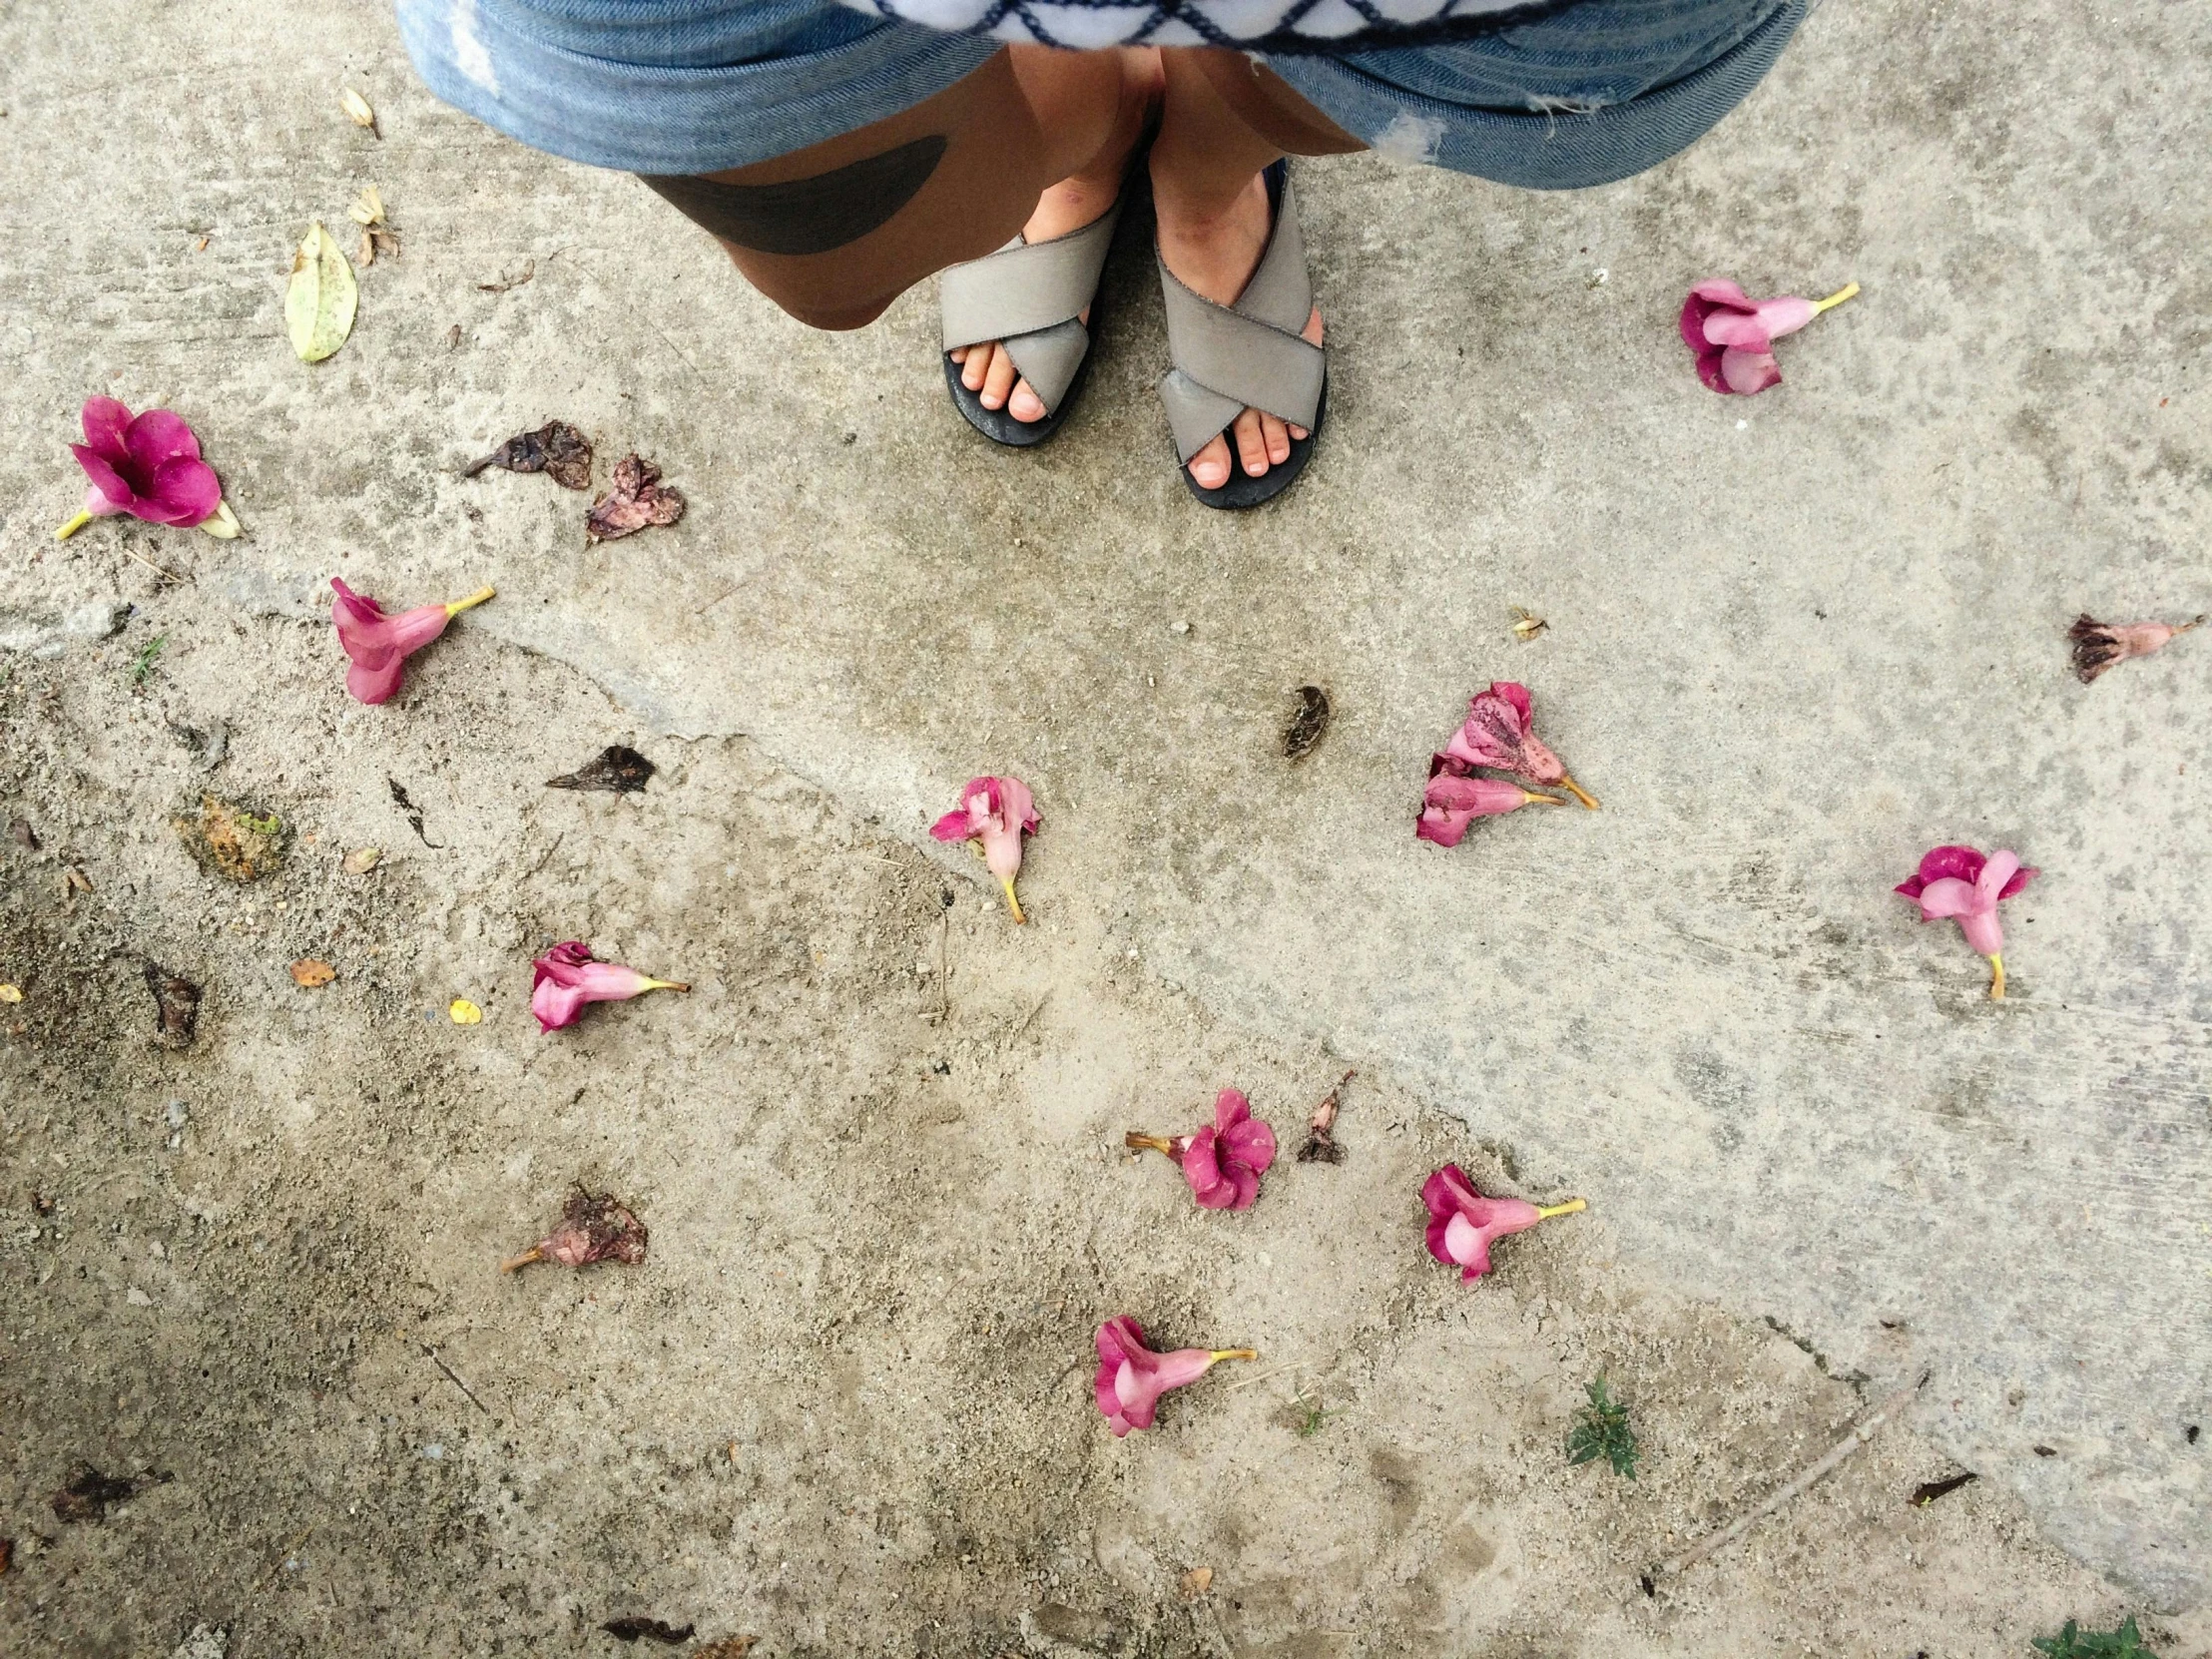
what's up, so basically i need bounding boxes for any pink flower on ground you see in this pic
[1093,1316,1255,1436]
[57,396,224,537]
[500,1186,649,1273]
[2068,613,2202,684]
[329,577,495,705]
[1126,1087,1278,1211]
[531,941,690,1032]
[1680,277,1859,395]
[1895,845,2035,1000]
[1416,768,1564,846]
[1436,682,1598,809]
[1421,1163,1585,1283]
[930,775,1038,922]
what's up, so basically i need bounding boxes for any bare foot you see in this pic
[1152,167,1323,489]
[949,53,1160,424]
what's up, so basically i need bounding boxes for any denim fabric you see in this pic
[395,0,1801,186]
[1271,0,1808,188]
[395,0,996,174]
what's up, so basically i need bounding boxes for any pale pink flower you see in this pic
[1436,682,1597,809]
[1126,1087,1277,1211]
[57,396,223,537]
[1680,278,1858,395]
[1421,1163,1584,1283]
[930,775,1038,922]
[531,940,690,1032]
[1093,1316,1254,1436]
[2068,614,2201,684]
[329,577,494,704]
[1895,845,2034,999]
[1416,769,1564,846]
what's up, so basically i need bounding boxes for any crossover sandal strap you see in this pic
[940,204,1121,417]
[1155,175,1326,465]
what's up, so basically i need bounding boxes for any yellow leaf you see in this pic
[199,499,241,539]
[340,87,377,133]
[289,958,336,987]
[0,984,22,1003]
[285,222,357,363]
[448,998,483,1025]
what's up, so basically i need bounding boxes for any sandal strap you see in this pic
[940,205,1121,415]
[1155,174,1325,464]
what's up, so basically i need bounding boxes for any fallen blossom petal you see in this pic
[1420,1163,1584,1283]
[2068,613,2202,684]
[1895,843,2034,998]
[58,397,225,538]
[1435,683,1597,809]
[1130,1087,1274,1211]
[329,577,493,705]
[502,1186,648,1273]
[1297,1069,1355,1164]
[1680,278,1857,396]
[1416,772,1562,846]
[530,940,690,1032]
[930,775,1038,921]
[586,453,686,542]
[1093,1316,1254,1436]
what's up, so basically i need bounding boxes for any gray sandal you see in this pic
[1157,161,1326,510]
[940,200,1124,448]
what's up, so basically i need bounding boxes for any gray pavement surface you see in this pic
[5,0,2209,1615]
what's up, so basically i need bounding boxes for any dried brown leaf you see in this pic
[600,1618,695,1644]
[144,962,202,1048]
[1282,685,1330,762]
[1180,1566,1214,1599]
[289,958,336,988]
[546,746,656,794]
[173,796,289,882]
[463,421,594,490]
[10,818,38,850]
[340,846,381,875]
[356,226,375,269]
[51,1464,166,1523]
[587,454,686,543]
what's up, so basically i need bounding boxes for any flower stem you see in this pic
[1986,953,2005,1001]
[54,508,93,541]
[1559,775,1600,811]
[1207,1349,1258,1365]
[1521,791,1567,807]
[999,875,1026,924]
[640,978,691,994]
[1124,1133,1178,1157]
[499,1245,544,1274]
[1810,281,1861,315]
[444,585,496,619]
[1535,1198,1587,1220]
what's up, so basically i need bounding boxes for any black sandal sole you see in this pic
[941,280,1106,449]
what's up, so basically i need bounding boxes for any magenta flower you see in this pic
[531,941,690,1032]
[1416,769,1564,847]
[1680,278,1859,395]
[1895,845,2035,1000]
[1421,1163,1584,1283]
[1093,1316,1255,1436]
[329,577,494,705]
[1436,682,1597,809]
[1126,1087,1278,1210]
[56,396,225,538]
[930,775,1038,922]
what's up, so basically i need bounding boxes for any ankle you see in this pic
[1152,165,1266,245]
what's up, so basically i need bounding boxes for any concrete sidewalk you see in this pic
[4,0,2207,1614]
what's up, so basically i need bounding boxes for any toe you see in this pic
[1260,411,1290,466]
[980,343,1018,411]
[961,340,994,393]
[949,344,968,366]
[1188,434,1232,490]
[1008,378,1047,423]
[1289,306,1325,441]
[1233,408,1270,478]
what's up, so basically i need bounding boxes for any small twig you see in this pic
[120,546,187,584]
[422,1343,491,1415]
[1652,1372,1930,1580]
[1009,990,1050,1040]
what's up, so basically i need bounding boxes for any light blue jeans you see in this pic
[396,0,1805,187]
